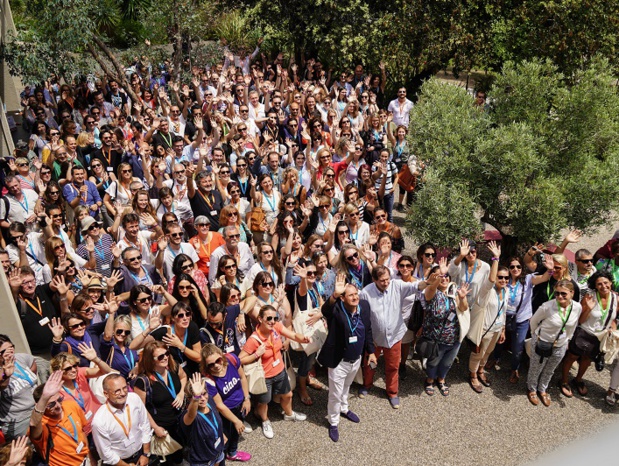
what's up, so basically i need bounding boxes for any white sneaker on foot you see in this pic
[283,410,307,421]
[262,420,274,439]
[243,421,253,433]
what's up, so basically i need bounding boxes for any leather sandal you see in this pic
[477,371,491,387]
[469,375,483,393]
[560,383,573,398]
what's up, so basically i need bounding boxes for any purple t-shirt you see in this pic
[205,353,244,408]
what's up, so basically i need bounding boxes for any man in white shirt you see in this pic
[208,226,255,285]
[5,223,46,285]
[117,213,161,267]
[0,175,39,228]
[387,87,414,128]
[359,265,421,409]
[92,374,152,466]
[155,223,199,281]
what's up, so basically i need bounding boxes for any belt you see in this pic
[342,357,360,364]
[121,450,143,464]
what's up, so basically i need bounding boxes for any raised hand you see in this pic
[274,284,286,304]
[111,242,122,259]
[2,352,15,378]
[487,240,501,258]
[8,268,23,291]
[6,436,30,466]
[106,269,124,288]
[438,256,448,275]
[51,275,70,296]
[459,239,470,257]
[293,262,307,278]
[157,236,168,251]
[162,332,182,349]
[457,282,470,300]
[41,370,64,401]
[582,292,595,311]
[334,272,346,297]
[148,308,161,330]
[189,372,204,396]
[48,317,64,340]
[77,342,98,361]
[564,229,583,244]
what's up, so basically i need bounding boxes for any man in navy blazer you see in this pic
[318,273,377,442]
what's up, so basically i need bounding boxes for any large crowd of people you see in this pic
[0,47,618,466]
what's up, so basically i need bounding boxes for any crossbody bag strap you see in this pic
[602,294,615,330]
[481,297,505,340]
[514,283,525,314]
[552,305,573,345]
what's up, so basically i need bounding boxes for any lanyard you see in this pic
[63,382,86,410]
[212,324,229,345]
[13,362,35,386]
[307,289,319,308]
[27,243,43,265]
[198,190,214,209]
[168,245,184,258]
[106,404,132,438]
[155,371,177,399]
[135,313,148,331]
[316,278,325,299]
[238,178,248,196]
[558,303,573,326]
[263,192,276,212]
[57,415,79,444]
[197,409,219,435]
[496,288,506,319]
[128,267,152,286]
[120,347,135,372]
[160,132,172,148]
[94,238,105,261]
[508,282,520,306]
[72,183,87,201]
[171,326,189,359]
[546,281,555,301]
[597,292,612,324]
[464,260,478,284]
[12,193,29,213]
[103,147,112,165]
[23,295,43,316]
[199,238,213,258]
[340,302,359,334]
[18,174,35,189]
[260,263,276,283]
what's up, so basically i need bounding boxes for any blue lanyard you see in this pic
[260,263,276,283]
[263,192,276,212]
[316,280,325,299]
[307,289,319,308]
[496,288,506,318]
[464,260,478,284]
[63,382,85,410]
[340,302,359,334]
[13,193,28,213]
[508,282,520,306]
[168,245,183,258]
[94,238,105,261]
[57,415,79,444]
[128,267,152,286]
[257,295,274,305]
[135,313,148,331]
[120,347,135,372]
[155,371,177,399]
[13,362,35,386]
[171,326,188,361]
[239,178,248,196]
[27,243,43,265]
[197,409,219,435]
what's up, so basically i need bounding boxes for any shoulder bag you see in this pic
[290,290,328,356]
[243,334,268,395]
[535,304,573,362]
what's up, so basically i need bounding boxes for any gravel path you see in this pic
[237,210,619,466]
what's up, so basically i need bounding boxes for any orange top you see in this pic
[31,399,89,466]
[243,322,285,378]
[189,232,226,275]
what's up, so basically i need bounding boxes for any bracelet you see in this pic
[491,257,499,261]
[192,395,201,401]
[33,406,45,415]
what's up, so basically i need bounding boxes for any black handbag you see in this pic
[535,304,573,362]
[505,283,525,333]
[407,300,424,333]
[415,336,439,360]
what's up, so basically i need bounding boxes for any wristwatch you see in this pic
[142,452,152,459]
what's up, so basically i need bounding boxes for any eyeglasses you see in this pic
[127,255,142,262]
[169,232,183,238]
[223,264,237,270]
[136,296,152,304]
[577,258,594,264]
[345,252,359,262]
[115,329,131,336]
[424,253,436,258]
[229,212,238,217]
[261,250,274,255]
[555,291,569,298]
[398,263,413,268]
[109,386,129,396]
[62,363,79,372]
[155,351,170,361]
[509,265,522,270]
[261,281,274,288]
[46,394,65,409]
[207,357,224,369]
[181,263,193,271]
[497,276,509,280]
[121,169,132,174]
[227,234,240,239]
[338,229,349,234]
[53,244,66,250]
[306,271,317,277]
[174,170,185,175]
[69,322,86,330]
[265,315,280,322]
[175,311,192,319]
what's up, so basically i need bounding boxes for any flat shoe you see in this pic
[509,371,520,384]
[539,392,551,407]
[437,382,449,397]
[424,382,435,396]
[572,379,588,396]
[299,394,313,406]
[527,391,539,406]
[477,372,491,387]
[469,377,483,394]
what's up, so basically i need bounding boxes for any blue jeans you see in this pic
[383,191,395,222]
[493,318,529,371]
[426,342,461,380]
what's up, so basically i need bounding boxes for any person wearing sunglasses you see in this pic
[466,242,509,394]
[230,156,253,201]
[527,280,582,407]
[29,371,90,466]
[239,305,310,439]
[13,157,36,192]
[0,334,37,441]
[126,284,175,345]
[188,170,225,232]
[595,240,619,293]
[76,216,115,278]
[212,255,250,305]
[134,341,187,464]
[1,175,39,229]
[310,195,334,238]
[112,246,162,314]
[448,238,491,307]
[101,311,140,381]
[530,252,581,314]
[103,162,137,218]
[336,244,374,289]
[49,309,99,366]
[343,202,369,248]
[370,208,404,253]
[225,180,252,221]
[208,226,255,286]
[157,223,199,282]
[201,344,252,462]
[218,205,252,245]
[187,215,225,277]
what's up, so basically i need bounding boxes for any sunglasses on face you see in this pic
[306,271,317,277]
[69,322,86,330]
[174,170,185,175]
[424,253,436,258]
[169,233,183,238]
[181,263,193,271]
[127,255,142,262]
[398,263,413,268]
[136,296,152,304]
[338,229,349,234]
[115,329,131,336]
[53,244,66,251]
[223,264,237,270]
[155,351,170,361]
[346,252,359,262]
[578,259,594,264]
[509,265,522,270]
[63,363,79,373]
[88,225,99,231]
[285,201,296,206]
[261,250,274,255]
[41,170,51,175]
[227,234,240,239]
[261,281,274,288]
[497,276,509,280]
[264,315,279,322]
[46,394,65,409]
[237,164,247,168]
[555,291,569,298]
[207,357,224,369]
[178,284,193,291]
[175,312,192,319]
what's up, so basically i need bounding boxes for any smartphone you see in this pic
[369,361,377,370]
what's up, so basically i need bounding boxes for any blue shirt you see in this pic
[63,180,102,216]
[179,400,224,465]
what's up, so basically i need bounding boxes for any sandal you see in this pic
[560,382,573,398]
[437,381,449,397]
[299,393,314,406]
[309,377,328,391]
[477,371,491,387]
[469,375,483,394]
[606,390,617,407]
[572,379,588,396]
[509,370,520,384]
[424,381,435,396]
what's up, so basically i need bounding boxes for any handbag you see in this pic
[283,350,296,391]
[150,432,183,460]
[290,291,328,355]
[407,299,424,333]
[505,285,524,334]
[534,304,573,362]
[397,164,416,193]
[415,336,439,360]
[243,335,268,395]
[249,206,267,232]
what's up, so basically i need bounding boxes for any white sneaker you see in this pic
[262,420,274,439]
[243,420,253,433]
[283,410,307,422]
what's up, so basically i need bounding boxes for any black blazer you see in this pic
[317,298,375,369]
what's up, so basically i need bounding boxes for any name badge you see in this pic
[206,261,210,267]
[210,210,217,216]
[348,336,358,344]
[39,317,50,326]
[225,346,234,354]
[447,312,455,322]
[106,166,114,172]
[214,437,221,448]
[101,264,111,271]
[76,441,84,454]
[272,359,281,367]
[85,411,93,420]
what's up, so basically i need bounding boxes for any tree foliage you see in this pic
[406,59,619,250]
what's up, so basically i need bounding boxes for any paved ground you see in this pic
[237,210,619,466]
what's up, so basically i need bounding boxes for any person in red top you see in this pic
[239,305,310,439]
[29,370,89,466]
[189,215,225,276]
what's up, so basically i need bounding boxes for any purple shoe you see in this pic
[329,425,339,442]
[341,410,360,423]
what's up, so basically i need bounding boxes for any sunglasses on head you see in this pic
[115,329,131,337]
[345,252,359,261]
[155,351,170,361]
